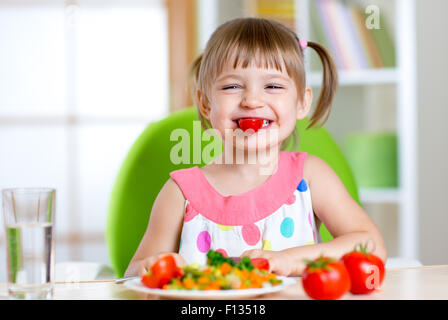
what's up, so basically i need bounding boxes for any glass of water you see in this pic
[2,188,55,299]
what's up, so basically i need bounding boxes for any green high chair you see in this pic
[106,107,360,278]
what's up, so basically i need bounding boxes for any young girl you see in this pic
[125,17,387,277]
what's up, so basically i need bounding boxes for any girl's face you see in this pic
[198,60,312,152]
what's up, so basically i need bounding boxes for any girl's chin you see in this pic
[220,126,288,152]
[227,136,282,152]
[233,144,275,153]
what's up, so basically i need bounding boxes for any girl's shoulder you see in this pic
[302,153,335,186]
[169,165,201,192]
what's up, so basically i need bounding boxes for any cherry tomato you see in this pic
[301,256,351,300]
[141,273,159,288]
[341,243,385,294]
[237,118,264,132]
[141,255,179,289]
[175,266,184,278]
[251,258,270,271]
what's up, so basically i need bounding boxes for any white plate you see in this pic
[123,276,297,300]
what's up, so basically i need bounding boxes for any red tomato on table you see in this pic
[301,256,351,300]
[341,243,385,294]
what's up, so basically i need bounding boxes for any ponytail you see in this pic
[188,53,212,130]
[306,41,338,129]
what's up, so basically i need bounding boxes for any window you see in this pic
[0,0,168,280]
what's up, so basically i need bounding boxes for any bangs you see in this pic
[220,43,285,75]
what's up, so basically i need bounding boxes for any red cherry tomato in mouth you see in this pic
[237,118,264,132]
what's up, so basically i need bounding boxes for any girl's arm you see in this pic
[124,177,186,277]
[242,154,387,276]
[287,154,387,274]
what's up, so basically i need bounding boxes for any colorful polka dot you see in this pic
[308,212,313,228]
[262,240,272,250]
[196,231,211,253]
[242,224,261,246]
[184,203,199,222]
[297,179,308,192]
[216,248,228,257]
[280,217,294,238]
[218,224,234,231]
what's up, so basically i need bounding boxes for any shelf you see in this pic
[307,68,398,87]
[198,0,418,260]
[359,188,401,204]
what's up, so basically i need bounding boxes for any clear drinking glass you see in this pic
[2,188,55,299]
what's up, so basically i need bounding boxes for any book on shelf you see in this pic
[310,0,395,71]
[252,0,295,31]
[367,8,396,68]
[247,0,396,71]
[314,0,348,69]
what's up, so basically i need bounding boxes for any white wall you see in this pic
[0,0,169,283]
[416,0,448,265]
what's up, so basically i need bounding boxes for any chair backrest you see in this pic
[106,108,359,277]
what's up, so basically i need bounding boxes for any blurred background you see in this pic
[0,0,447,281]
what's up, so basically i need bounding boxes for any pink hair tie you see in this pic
[299,39,308,50]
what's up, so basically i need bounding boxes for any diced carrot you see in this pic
[182,278,195,289]
[203,267,212,274]
[220,262,232,275]
[173,279,182,286]
[197,276,211,285]
[249,270,260,281]
[204,283,220,290]
[267,273,276,280]
[249,281,262,289]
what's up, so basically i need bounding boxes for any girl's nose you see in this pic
[241,90,264,109]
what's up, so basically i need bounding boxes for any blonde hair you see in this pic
[189,17,338,148]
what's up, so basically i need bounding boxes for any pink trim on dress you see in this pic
[169,151,307,226]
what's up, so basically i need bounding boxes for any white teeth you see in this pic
[262,119,270,127]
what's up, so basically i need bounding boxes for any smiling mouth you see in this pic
[235,118,273,132]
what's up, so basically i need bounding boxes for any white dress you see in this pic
[169,151,321,265]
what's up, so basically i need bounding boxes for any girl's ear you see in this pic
[296,86,313,120]
[196,89,211,120]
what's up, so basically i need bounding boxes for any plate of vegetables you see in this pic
[124,250,296,299]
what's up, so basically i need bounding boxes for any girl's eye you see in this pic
[222,85,240,90]
[266,85,284,89]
